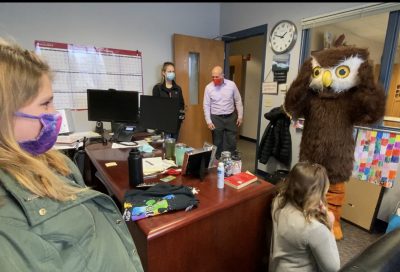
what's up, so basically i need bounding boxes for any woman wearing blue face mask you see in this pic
[152,61,185,140]
[0,39,143,272]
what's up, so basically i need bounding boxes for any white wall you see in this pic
[0,2,220,130]
[220,2,400,223]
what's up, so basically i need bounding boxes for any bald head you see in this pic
[211,66,224,86]
[211,66,223,77]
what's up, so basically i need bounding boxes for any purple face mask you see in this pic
[15,112,62,155]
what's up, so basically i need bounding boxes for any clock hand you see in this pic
[274,33,283,38]
[281,31,288,38]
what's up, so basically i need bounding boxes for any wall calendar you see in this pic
[35,40,143,110]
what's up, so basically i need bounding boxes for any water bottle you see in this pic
[128,147,143,186]
[217,162,225,189]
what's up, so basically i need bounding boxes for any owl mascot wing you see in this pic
[284,46,386,240]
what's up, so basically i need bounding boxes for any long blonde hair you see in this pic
[274,162,331,229]
[0,39,87,201]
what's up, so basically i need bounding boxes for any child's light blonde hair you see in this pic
[274,161,331,229]
[0,38,87,201]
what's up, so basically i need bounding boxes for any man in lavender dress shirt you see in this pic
[203,66,243,159]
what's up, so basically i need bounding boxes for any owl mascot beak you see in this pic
[322,70,332,87]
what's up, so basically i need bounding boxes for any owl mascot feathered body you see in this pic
[284,46,386,240]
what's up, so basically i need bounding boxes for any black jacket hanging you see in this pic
[257,106,292,167]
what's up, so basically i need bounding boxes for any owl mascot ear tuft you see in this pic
[284,57,313,119]
[333,34,345,47]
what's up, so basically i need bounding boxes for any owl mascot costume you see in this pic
[284,46,385,240]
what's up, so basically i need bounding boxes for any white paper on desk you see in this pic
[142,157,164,175]
[111,140,147,149]
[135,140,148,146]
[57,134,83,144]
[54,142,83,150]
[57,131,101,144]
[142,157,177,175]
[73,131,101,138]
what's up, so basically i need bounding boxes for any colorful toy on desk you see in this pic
[123,183,199,221]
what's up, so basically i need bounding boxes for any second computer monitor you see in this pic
[87,89,139,123]
[139,95,180,134]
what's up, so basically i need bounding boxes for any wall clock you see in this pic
[269,20,297,54]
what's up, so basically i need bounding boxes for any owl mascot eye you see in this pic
[284,46,386,240]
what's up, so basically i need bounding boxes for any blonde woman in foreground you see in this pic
[270,162,340,272]
[0,39,143,271]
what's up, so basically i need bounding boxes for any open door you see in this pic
[228,55,246,101]
[174,34,224,148]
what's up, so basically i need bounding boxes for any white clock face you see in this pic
[270,21,297,54]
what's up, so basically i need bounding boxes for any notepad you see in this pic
[142,157,177,175]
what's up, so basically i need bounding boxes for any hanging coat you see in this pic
[258,106,292,167]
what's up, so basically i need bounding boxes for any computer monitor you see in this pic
[139,95,180,134]
[87,89,139,123]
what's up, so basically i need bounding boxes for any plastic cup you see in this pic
[165,138,176,160]
[175,143,187,166]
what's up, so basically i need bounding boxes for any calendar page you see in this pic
[35,40,143,110]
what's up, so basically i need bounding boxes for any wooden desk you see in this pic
[85,143,276,272]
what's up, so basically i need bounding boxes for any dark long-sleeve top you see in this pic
[152,81,185,110]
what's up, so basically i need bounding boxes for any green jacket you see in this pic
[0,157,143,272]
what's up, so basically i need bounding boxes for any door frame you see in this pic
[222,24,268,173]
[173,34,225,148]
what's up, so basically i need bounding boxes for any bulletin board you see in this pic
[353,128,400,188]
[35,40,143,110]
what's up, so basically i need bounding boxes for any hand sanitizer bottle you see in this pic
[217,162,225,189]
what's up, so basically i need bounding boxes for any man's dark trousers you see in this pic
[210,111,238,159]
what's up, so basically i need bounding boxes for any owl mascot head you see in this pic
[284,46,386,239]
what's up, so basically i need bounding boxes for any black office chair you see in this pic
[73,149,86,177]
[339,227,400,272]
[94,171,122,211]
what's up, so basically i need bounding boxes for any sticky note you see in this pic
[160,175,176,182]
